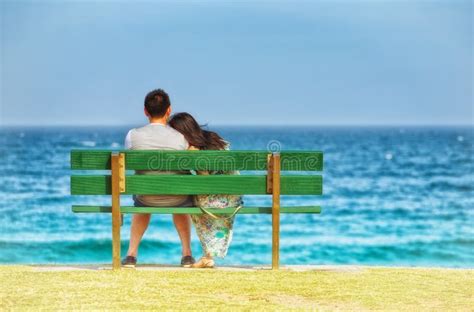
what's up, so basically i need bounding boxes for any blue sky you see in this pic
[1,0,472,126]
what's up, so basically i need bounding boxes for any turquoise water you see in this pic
[0,126,473,267]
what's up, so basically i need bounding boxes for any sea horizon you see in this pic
[1,124,473,128]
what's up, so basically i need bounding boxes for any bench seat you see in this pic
[72,205,322,214]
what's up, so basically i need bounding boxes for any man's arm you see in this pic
[124,130,133,149]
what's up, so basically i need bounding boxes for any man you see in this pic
[121,89,195,268]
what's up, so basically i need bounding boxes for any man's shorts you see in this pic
[133,195,193,208]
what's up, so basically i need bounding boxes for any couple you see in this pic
[121,89,242,269]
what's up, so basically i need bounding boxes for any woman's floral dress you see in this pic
[192,169,243,258]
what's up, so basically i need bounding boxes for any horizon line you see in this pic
[1,123,473,128]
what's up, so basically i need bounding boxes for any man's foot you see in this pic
[180,255,195,268]
[121,256,137,268]
[191,256,215,269]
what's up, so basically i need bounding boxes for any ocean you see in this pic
[0,126,473,267]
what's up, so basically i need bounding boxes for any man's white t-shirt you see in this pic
[125,123,191,207]
[125,123,188,150]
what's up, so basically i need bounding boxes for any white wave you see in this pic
[81,141,96,147]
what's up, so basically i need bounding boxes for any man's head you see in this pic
[144,89,171,121]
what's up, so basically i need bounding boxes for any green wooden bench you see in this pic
[70,150,323,270]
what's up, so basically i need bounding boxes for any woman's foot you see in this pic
[191,256,215,268]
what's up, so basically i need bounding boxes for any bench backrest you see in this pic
[70,150,323,196]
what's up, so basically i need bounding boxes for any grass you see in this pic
[0,265,473,311]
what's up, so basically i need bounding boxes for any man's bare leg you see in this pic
[126,214,151,257]
[173,214,192,256]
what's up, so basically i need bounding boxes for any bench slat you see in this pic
[71,150,323,171]
[72,205,321,214]
[71,175,322,195]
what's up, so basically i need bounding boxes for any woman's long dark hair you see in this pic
[169,113,227,150]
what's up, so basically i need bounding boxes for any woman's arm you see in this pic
[188,145,209,175]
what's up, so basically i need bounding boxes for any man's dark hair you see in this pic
[144,89,171,118]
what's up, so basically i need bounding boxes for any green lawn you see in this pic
[0,266,472,311]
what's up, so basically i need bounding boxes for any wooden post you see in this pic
[268,153,281,270]
[111,152,125,270]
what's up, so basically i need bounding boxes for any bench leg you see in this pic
[111,153,124,270]
[270,153,281,270]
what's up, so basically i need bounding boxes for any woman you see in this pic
[169,113,243,268]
